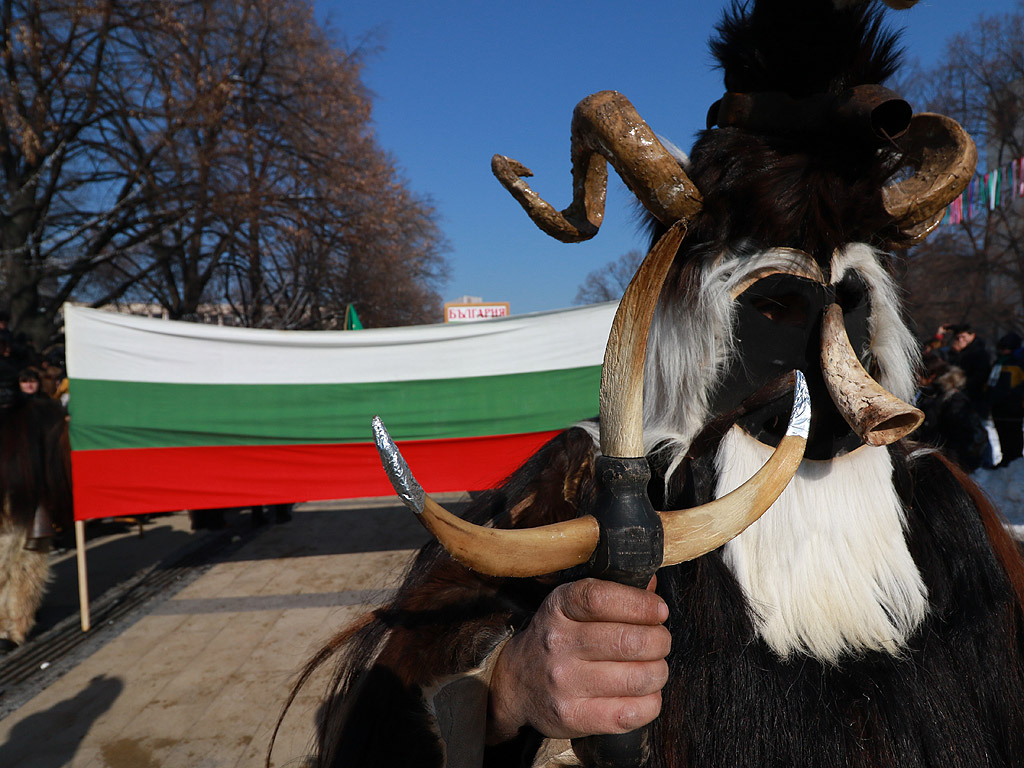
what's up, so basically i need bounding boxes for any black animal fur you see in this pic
[712,0,902,97]
[652,0,909,274]
[282,3,1024,766]
[300,433,1024,767]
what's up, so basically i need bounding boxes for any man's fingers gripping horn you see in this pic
[492,90,703,243]
[371,372,809,579]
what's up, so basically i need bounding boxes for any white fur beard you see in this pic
[718,427,928,664]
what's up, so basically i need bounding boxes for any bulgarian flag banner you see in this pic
[64,302,615,520]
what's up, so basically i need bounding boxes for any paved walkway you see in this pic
[0,495,461,768]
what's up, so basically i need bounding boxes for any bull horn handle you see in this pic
[493,91,702,243]
[373,416,600,577]
[372,372,808,578]
[660,370,810,566]
[820,303,923,445]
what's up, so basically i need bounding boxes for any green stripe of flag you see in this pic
[69,366,601,451]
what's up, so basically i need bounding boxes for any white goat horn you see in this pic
[660,370,810,565]
[820,303,923,446]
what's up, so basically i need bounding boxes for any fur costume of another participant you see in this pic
[286,2,1024,766]
[0,391,72,647]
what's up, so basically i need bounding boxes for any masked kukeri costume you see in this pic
[294,1,1024,766]
[0,383,72,648]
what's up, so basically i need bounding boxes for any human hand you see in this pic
[486,577,671,743]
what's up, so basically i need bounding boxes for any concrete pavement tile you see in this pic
[79,631,177,673]
[129,627,221,678]
[160,735,249,768]
[0,744,97,768]
[159,610,282,680]
[82,674,171,741]
[147,664,231,710]
[171,562,252,600]
[76,613,194,672]
[0,498,452,768]
[173,610,236,635]
[93,735,178,768]
[188,670,292,739]
[70,745,101,767]
[242,707,316,768]
[114,698,213,742]
[244,609,341,673]
[213,561,283,598]
[293,549,415,595]
[108,611,192,640]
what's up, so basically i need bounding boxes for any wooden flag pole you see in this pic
[75,519,90,631]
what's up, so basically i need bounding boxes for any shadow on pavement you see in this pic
[33,516,211,637]
[0,674,122,768]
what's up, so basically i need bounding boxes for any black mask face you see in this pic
[708,266,872,459]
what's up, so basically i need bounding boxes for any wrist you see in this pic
[486,635,527,744]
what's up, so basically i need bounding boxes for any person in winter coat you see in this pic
[914,352,948,446]
[988,332,1024,467]
[947,324,991,418]
[934,366,987,471]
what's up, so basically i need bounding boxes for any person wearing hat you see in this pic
[988,332,1024,467]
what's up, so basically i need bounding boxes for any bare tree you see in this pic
[0,0,162,346]
[574,249,644,305]
[902,5,1024,342]
[98,0,449,329]
[0,0,448,346]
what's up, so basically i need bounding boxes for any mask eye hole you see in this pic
[749,292,810,327]
[835,270,870,313]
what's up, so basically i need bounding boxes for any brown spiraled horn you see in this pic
[492,91,703,243]
[820,304,923,446]
[884,113,977,243]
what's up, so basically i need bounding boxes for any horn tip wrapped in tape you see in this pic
[372,416,426,515]
[787,370,811,439]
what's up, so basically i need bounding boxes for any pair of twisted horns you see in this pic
[492,91,975,246]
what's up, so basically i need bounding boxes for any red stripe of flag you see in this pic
[70,431,561,520]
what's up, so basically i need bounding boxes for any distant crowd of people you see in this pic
[916,323,1023,471]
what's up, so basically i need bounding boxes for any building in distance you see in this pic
[444,296,510,323]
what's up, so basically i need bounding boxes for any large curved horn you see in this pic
[883,113,977,242]
[372,372,808,578]
[492,90,703,243]
[600,221,687,458]
[373,416,600,577]
[820,303,923,446]
[661,370,810,565]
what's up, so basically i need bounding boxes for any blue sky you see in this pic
[312,1,1021,317]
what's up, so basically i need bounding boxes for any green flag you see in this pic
[344,303,363,330]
